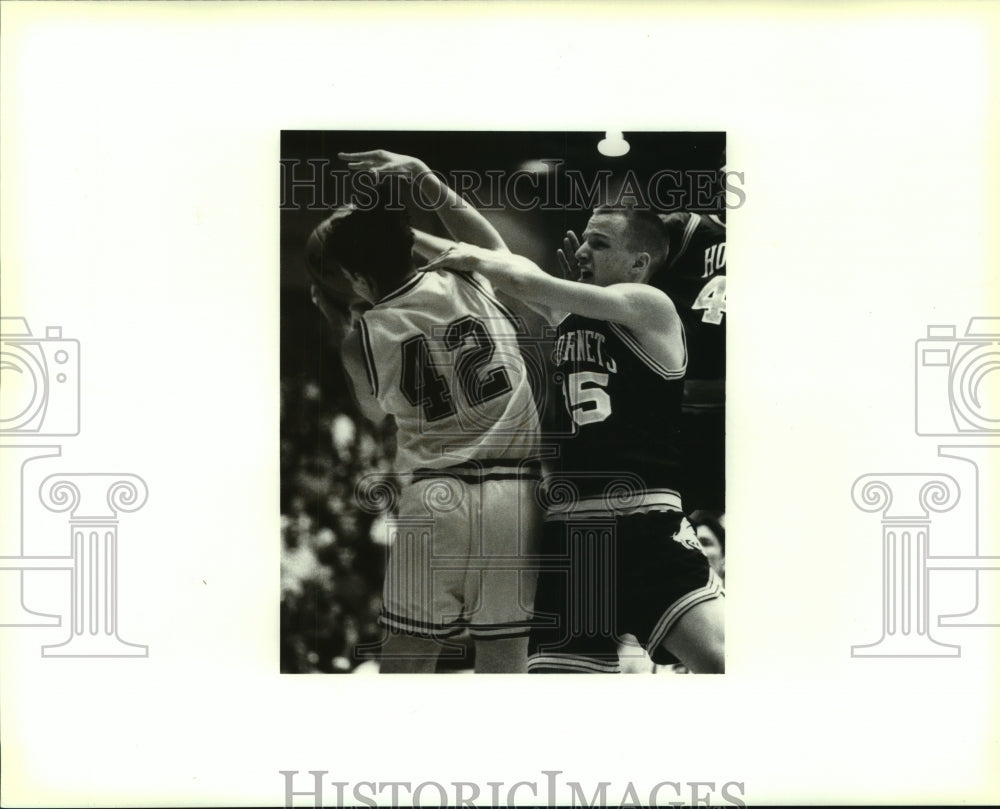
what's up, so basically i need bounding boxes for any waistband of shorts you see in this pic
[683,378,725,410]
[411,458,542,484]
[544,488,683,521]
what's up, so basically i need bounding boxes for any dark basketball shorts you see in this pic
[527,509,724,673]
[678,406,726,514]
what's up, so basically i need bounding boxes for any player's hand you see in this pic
[556,230,582,281]
[417,242,497,275]
[338,149,428,182]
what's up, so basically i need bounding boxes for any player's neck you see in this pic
[374,266,418,301]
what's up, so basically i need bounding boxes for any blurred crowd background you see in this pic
[280,286,392,673]
[280,131,725,673]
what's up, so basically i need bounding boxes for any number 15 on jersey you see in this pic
[564,371,611,426]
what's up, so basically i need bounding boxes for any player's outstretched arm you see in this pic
[339,150,507,252]
[420,243,680,332]
[411,229,456,263]
[410,227,555,328]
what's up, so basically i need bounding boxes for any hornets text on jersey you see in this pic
[547,312,686,515]
[356,269,541,475]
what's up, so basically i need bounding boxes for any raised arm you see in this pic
[411,229,457,263]
[420,244,686,368]
[410,227,554,329]
[340,150,507,251]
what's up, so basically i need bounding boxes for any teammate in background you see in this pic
[654,509,726,673]
[652,208,726,514]
[421,205,725,674]
[647,151,727,514]
[307,150,543,673]
[689,509,725,583]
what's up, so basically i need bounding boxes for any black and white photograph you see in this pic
[2,2,998,806]
[280,131,729,674]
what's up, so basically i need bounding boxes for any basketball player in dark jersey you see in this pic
[652,210,726,514]
[421,206,724,673]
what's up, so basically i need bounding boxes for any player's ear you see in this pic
[631,251,651,280]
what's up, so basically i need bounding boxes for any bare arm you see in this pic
[411,228,555,329]
[341,329,388,426]
[412,229,458,262]
[341,150,567,327]
[420,244,685,368]
[340,150,507,251]
[311,284,387,425]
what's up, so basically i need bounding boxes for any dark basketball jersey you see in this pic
[548,313,685,511]
[655,212,726,398]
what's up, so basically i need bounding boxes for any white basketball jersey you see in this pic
[357,270,541,473]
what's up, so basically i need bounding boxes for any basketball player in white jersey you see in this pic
[307,151,542,673]
[421,206,725,674]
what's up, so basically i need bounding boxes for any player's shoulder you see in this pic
[659,210,693,227]
[620,281,676,304]
[658,211,695,236]
[612,282,679,322]
[409,267,493,298]
[438,268,496,297]
[659,211,725,236]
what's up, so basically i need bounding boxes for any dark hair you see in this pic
[688,509,725,555]
[592,204,670,277]
[305,183,414,299]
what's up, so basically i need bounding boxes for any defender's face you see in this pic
[575,213,639,287]
[696,524,725,581]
